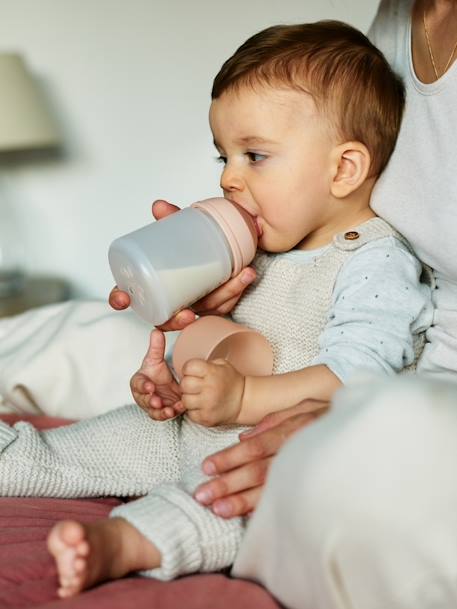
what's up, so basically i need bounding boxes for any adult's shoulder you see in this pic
[367,0,413,73]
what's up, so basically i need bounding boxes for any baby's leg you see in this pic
[109,418,248,581]
[0,404,181,498]
[47,418,248,595]
[48,517,161,598]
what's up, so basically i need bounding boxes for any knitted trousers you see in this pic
[0,405,245,580]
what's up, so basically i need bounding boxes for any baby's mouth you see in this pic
[253,216,263,237]
[242,210,263,237]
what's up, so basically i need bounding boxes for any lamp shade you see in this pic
[0,53,60,151]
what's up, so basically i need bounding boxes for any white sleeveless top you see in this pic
[368,0,457,380]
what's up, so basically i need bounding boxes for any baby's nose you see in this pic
[220,165,244,192]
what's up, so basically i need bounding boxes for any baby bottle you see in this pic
[108,197,257,326]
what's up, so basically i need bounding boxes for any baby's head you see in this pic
[209,21,405,251]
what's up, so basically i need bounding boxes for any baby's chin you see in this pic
[257,236,295,254]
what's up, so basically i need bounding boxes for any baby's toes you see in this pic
[48,521,89,597]
[74,556,88,574]
[57,555,88,597]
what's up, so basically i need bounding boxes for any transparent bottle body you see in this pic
[109,207,233,325]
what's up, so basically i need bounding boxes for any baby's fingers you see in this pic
[131,372,154,395]
[146,408,168,421]
[144,400,186,422]
[172,401,187,415]
[160,401,186,420]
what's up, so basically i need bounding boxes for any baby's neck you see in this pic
[297,207,376,251]
[297,182,376,251]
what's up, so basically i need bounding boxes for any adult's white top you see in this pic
[368,0,457,379]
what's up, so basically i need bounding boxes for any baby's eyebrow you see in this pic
[237,136,277,146]
[213,136,277,148]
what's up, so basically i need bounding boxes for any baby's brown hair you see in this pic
[212,21,405,176]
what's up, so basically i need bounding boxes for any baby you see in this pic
[0,21,431,597]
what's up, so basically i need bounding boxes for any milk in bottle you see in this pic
[108,197,257,325]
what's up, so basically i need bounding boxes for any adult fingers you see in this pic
[109,201,180,314]
[202,411,323,478]
[151,199,180,220]
[241,400,329,439]
[191,267,256,316]
[109,286,131,310]
[156,309,197,332]
[195,456,272,506]
[195,295,240,317]
[201,426,280,476]
[212,487,263,519]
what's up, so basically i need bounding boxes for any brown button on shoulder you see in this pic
[344,231,360,241]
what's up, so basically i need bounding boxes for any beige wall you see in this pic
[0,0,379,297]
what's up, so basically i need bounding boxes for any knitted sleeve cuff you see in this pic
[110,484,243,580]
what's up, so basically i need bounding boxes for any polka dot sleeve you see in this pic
[313,237,433,382]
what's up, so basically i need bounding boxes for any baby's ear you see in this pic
[330,141,371,198]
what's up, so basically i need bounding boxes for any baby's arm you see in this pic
[131,330,185,421]
[182,237,432,427]
[180,358,340,427]
[237,239,432,424]
[237,365,341,425]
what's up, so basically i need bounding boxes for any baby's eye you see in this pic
[246,152,267,163]
[215,155,227,165]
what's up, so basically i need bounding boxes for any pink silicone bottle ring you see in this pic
[191,198,257,276]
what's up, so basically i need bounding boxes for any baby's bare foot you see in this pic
[47,517,161,598]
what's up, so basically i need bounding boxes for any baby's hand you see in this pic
[180,359,245,426]
[131,329,185,421]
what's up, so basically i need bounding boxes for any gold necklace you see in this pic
[423,8,457,80]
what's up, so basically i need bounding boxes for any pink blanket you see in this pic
[0,415,280,609]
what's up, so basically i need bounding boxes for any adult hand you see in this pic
[108,199,256,331]
[194,399,329,518]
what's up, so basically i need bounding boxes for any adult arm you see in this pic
[193,399,329,518]
[109,199,256,331]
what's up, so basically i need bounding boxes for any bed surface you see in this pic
[0,415,281,609]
